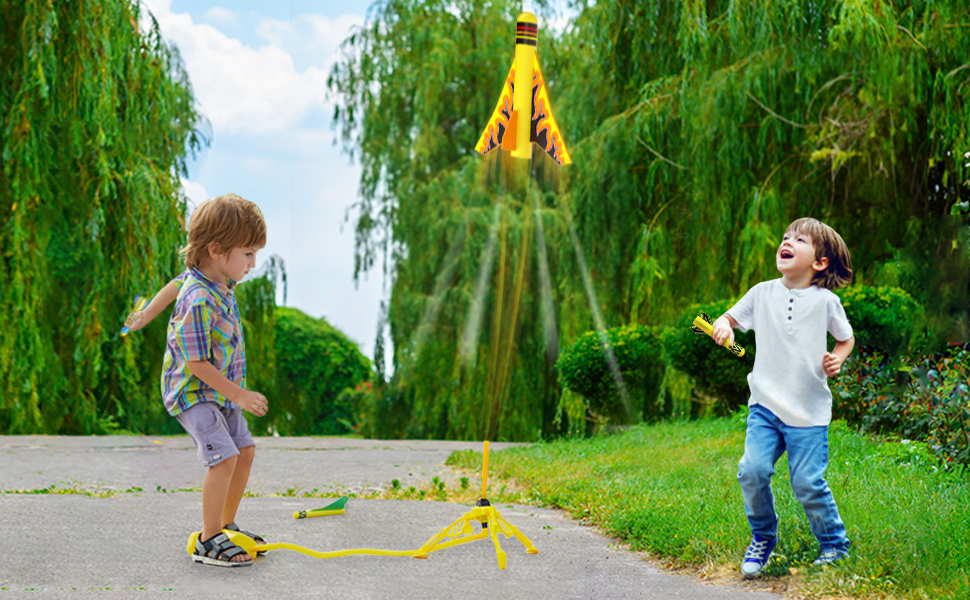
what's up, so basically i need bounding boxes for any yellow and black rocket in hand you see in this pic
[691,312,746,358]
[475,13,571,166]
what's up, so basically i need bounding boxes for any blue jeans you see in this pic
[737,404,850,553]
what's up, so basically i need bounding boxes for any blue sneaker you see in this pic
[812,549,848,567]
[741,535,776,577]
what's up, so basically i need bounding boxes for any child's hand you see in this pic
[124,310,144,333]
[233,389,269,417]
[711,317,735,348]
[822,352,843,377]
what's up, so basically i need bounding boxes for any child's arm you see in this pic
[127,280,180,333]
[823,335,855,377]
[186,360,269,417]
[712,313,740,348]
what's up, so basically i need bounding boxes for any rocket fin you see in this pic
[502,111,519,151]
[475,63,516,156]
[529,55,571,166]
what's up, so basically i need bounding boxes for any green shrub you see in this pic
[556,324,665,425]
[835,285,924,357]
[832,343,970,466]
[830,348,894,427]
[664,299,756,414]
[337,381,376,436]
[234,257,284,433]
[926,354,970,466]
[274,307,372,435]
[356,378,414,439]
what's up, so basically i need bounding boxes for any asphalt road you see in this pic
[0,436,782,600]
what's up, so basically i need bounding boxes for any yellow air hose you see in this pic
[188,530,421,559]
[186,439,536,569]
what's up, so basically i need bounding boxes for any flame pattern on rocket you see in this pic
[475,13,571,166]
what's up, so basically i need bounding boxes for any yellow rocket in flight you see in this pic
[475,13,571,166]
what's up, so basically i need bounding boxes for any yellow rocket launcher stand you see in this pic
[411,440,538,569]
[187,441,537,569]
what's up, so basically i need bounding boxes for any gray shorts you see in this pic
[176,402,254,467]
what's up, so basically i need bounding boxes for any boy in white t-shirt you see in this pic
[711,217,855,577]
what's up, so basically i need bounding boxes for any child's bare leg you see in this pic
[221,445,254,527]
[201,455,250,562]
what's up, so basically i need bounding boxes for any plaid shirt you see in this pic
[160,268,247,416]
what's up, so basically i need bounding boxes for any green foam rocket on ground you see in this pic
[293,496,348,519]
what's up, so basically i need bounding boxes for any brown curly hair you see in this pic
[180,194,266,269]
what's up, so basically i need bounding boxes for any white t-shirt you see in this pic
[727,278,853,427]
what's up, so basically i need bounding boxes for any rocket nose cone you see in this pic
[516,12,538,46]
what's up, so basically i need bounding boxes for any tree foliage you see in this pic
[330,0,969,440]
[1,0,202,434]
[330,0,568,440]
[560,0,968,328]
[270,306,372,435]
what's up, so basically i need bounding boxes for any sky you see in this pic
[140,0,384,369]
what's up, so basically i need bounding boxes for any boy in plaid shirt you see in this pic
[129,194,269,567]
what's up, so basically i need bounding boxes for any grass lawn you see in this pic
[447,417,970,600]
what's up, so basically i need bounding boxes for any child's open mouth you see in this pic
[780,248,794,259]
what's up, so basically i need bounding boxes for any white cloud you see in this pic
[180,178,209,211]
[253,18,289,49]
[203,7,237,27]
[543,13,573,37]
[256,13,364,66]
[140,0,340,136]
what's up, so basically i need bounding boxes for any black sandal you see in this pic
[224,522,266,554]
[193,532,253,567]
[224,522,266,544]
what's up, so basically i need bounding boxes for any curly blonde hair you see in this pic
[180,194,266,269]
[785,217,852,290]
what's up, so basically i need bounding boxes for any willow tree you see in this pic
[330,0,578,440]
[560,0,969,336]
[1,0,205,433]
[330,0,969,440]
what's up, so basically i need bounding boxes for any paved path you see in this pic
[0,436,782,599]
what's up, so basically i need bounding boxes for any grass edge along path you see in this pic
[447,418,970,600]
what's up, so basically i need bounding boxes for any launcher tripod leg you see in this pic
[412,508,489,559]
[487,511,508,570]
[488,507,539,556]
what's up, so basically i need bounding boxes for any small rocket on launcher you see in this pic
[475,12,571,166]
